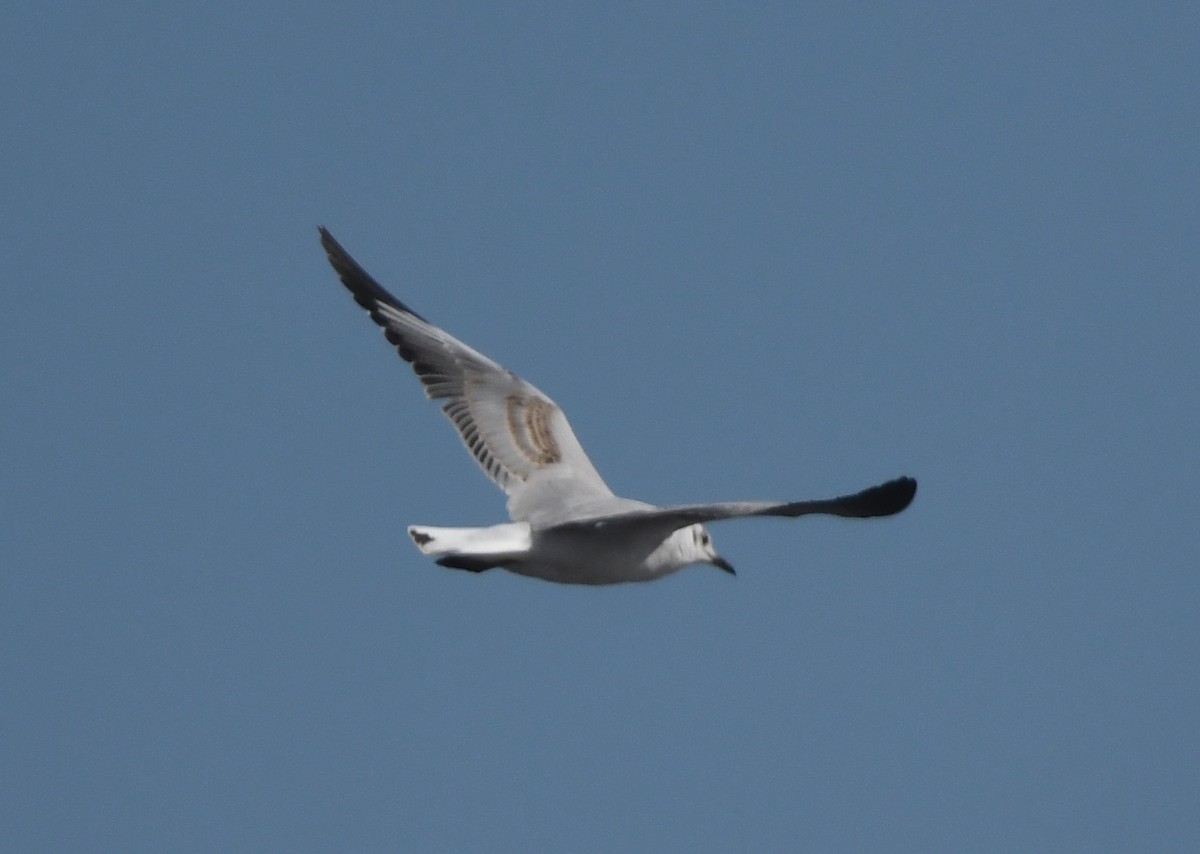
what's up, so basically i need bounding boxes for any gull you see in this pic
[319,228,916,585]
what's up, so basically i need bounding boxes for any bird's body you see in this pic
[319,228,916,584]
[408,515,696,585]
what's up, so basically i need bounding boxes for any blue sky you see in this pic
[3,3,1197,851]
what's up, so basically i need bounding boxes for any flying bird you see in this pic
[319,228,916,584]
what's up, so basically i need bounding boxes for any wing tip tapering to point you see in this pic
[317,226,429,321]
[862,476,917,517]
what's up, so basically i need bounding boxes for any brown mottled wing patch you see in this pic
[319,227,613,503]
[507,395,561,466]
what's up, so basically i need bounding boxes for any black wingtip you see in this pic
[859,476,917,517]
[317,225,343,261]
[317,227,430,322]
[317,225,372,292]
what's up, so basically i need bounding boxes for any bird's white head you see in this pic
[678,523,735,576]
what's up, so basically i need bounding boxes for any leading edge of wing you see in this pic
[549,477,918,535]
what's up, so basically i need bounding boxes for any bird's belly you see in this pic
[505,528,678,585]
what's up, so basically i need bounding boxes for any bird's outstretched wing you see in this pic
[320,228,614,513]
[550,476,918,538]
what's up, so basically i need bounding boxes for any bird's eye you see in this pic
[701,532,710,546]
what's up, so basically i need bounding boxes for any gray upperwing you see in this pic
[747,476,917,520]
[551,476,918,536]
[320,227,615,507]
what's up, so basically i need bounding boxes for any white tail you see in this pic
[407,522,532,558]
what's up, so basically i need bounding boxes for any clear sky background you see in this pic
[3,3,1197,852]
